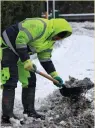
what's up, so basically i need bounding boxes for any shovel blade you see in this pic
[59,83,94,97]
[59,86,82,97]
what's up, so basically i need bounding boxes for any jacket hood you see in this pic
[50,18,72,39]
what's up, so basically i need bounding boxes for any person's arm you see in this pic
[16,31,30,62]
[37,50,63,87]
[37,49,57,75]
[40,60,58,77]
[16,31,34,71]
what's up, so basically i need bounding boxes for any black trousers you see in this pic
[1,48,36,88]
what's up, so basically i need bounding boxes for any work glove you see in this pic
[24,59,37,72]
[53,76,64,88]
[49,71,64,88]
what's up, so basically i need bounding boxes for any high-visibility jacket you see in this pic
[1,18,72,87]
[2,18,72,62]
[15,18,72,62]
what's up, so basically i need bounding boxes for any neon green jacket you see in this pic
[16,18,72,62]
[1,18,72,87]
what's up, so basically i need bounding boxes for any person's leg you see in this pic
[1,48,18,123]
[22,72,45,120]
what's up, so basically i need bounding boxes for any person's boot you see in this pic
[22,87,45,120]
[1,115,11,125]
[1,87,24,125]
[1,114,21,125]
[1,87,15,125]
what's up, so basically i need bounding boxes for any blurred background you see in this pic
[1,1,94,32]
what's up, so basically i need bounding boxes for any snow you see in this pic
[0,21,94,127]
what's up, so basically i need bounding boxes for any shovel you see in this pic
[34,70,94,97]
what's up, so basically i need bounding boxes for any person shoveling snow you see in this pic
[1,17,72,126]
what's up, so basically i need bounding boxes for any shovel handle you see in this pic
[35,70,59,84]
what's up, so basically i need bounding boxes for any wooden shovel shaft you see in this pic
[35,70,59,84]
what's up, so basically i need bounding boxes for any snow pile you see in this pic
[21,77,94,128]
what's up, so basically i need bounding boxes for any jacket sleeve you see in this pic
[15,30,30,62]
[37,49,58,77]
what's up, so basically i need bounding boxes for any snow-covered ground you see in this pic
[0,21,94,127]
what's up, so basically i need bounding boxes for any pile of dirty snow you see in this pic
[21,77,94,128]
